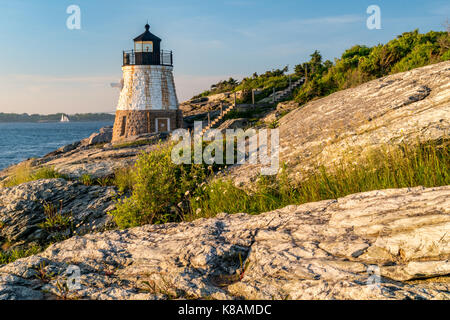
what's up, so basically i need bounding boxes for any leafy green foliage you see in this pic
[113,167,135,194]
[235,67,301,103]
[294,30,450,105]
[193,78,240,98]
[110,145,213,228]
[192,67,300,103]
[191,30,449,108]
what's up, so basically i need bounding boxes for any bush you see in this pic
[294,30,450,105]
[113,167,135,194]
[110,145,211,229]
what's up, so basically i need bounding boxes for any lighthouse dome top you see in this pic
[123,22,173,66]
[133,23,162,42]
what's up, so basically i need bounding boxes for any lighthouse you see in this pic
[112,23,182,142]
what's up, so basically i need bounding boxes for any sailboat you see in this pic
[60,114,70,122]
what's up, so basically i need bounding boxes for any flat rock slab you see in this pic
[0,186,448,300]
[0,179,116,248]
[0,139,163,183]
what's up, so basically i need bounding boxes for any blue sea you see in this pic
[0,122,113,170]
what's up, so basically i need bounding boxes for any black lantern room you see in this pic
[123,23,173,66]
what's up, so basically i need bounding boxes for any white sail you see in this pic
[60,114,70,122]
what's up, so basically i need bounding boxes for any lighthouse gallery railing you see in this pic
[123,50,173,67]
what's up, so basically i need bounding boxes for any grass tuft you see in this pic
[38,201,73,233]
[190,141,449,218]
[2,164,67,188]
[0,245,42,265]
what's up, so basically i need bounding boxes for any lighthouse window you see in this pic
[135,42,143,52]
[134,41,153,53]
[143,42,153,52]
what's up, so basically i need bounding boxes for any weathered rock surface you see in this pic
[227,61,450,185]
[81,126,113,146]
[216,118,250,132]
[0,141,159,183]
[0,179,116,249]
[180,91,245,117]
[0,186,448,300]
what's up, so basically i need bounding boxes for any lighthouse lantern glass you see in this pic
[135,41,153,53]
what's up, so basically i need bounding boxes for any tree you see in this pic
[294,63,307,77]
[309,50,323,74]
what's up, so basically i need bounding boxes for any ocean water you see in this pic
[0,121,113,170]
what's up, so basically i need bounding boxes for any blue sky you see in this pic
[0,0,448,114]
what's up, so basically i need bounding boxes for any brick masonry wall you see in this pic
[112,110,183,142]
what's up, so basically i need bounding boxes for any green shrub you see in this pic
[110,145,211,229]
[294,30,450,105]
[441,49,450,61]
[113,167,135,194]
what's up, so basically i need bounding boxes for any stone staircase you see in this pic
[201,104,235,135]
[200,77,305,135]
[267,77,305,103]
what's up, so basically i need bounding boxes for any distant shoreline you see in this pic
[0,113,115,123]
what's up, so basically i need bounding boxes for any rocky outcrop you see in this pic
[180,91,244,117]
[0,186,448,300]
[0,140,163,183]
[216,119,250,132]
[227,61,450,185]
[81,126,113,146]
[262,101,300,124]
[0,179,116,249]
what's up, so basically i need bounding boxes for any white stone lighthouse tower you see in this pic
[112,23,182,142]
